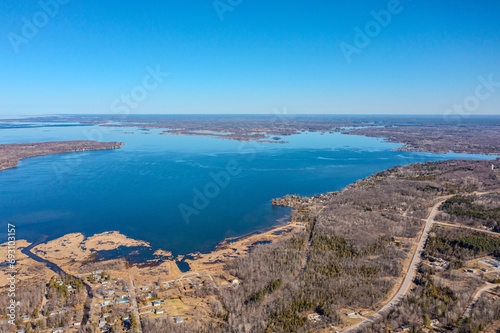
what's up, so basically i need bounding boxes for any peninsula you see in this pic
[0,140,125,171]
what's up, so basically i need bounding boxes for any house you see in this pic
[52,328,64,333]
[307,313,322,322]
[73,322,81,327]
[49,311,56,316]
[430,319,440,326]
[174,317,184,324]
[116,298,129,304]
[152,300,161,307]
[155,308,165,314]
[344,310,356,317]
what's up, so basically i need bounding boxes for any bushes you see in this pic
[250,279,282,304]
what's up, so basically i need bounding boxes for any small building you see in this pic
[174,317,184,324]
[22,315,30,322]
[52,328,64,333]
[307,313,322,322]
[155,308,165,314]
[116,298,129,304]
[49,311,56,316]
[73,322,81,327]
[152,300,161,307]
[140,286,149,291]
[122,315,130,321]
[344,310,356,317]
[100,300,111,307]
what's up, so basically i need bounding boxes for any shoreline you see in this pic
[0,140,125,171]
[10,216,299,273]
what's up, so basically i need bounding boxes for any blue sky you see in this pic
[1,0,499,115]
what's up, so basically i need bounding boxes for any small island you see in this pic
[0,140,125,171]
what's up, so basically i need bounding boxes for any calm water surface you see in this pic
[0,123,496,256]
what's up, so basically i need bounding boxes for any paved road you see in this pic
[462,283,496,319]
[342,196,452,332]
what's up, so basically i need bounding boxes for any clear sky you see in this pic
[1,0,499,115]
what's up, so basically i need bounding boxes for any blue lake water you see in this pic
[0,122,497,256]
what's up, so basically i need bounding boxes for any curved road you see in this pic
[342,196,452,332]
[462,283,496,319]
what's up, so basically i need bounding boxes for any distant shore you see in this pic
[0,140,124,171]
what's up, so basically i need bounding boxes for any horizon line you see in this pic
[3,113,500,117]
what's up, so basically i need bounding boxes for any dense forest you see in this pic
[425,228,500,264]
[1,159,498,333]
[363,226,500,333]
[436,193,500,232]
[201,159,500,332]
